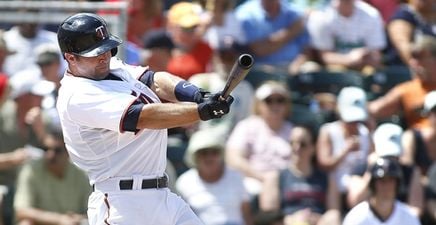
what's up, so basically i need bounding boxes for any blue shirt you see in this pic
[235,0,310,66]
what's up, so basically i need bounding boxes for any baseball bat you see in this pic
[220,54,254,99]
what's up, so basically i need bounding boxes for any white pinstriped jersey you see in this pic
[56,58,167,185]
[342,201,421,225]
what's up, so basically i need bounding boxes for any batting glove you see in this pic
[193,88,211,104]
[198,92,234,121]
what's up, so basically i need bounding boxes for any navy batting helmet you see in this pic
[369,157,403,192]
[57,13,122,57]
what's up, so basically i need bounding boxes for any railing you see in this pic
[0,0,128,59]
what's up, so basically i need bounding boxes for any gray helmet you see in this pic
[57,13,122,57]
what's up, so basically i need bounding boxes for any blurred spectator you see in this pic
[2,13,64,77]
[426,162,436,224]
[0,30,14,74]
[226,81,293,197]
[142,30,175,71]
[0,73,54,225]
[342,157,421,225]
[260,125,341,225]
[368,35,436,130]
[364,0,401,24]
[166,1,214,80]
[307,0,386,71]
[189,37,254,137]
[13,110,91,225]
[176,128,253,225]
[126,0,165,47]
[347,123,424,216]
[385,0,436,66]
[401,91,436,175]
[201,0,246,50]
[235,0,310,71]
[288,0,331,16]
[316,87,372,211]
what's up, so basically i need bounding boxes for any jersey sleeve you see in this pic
[67,90,138,132]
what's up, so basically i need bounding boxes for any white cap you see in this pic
[423,91,436,114]
[9,69,55,99]
[373,123,403,157]
[337,86,368,122]
[184,128,225,168]
[255,81,290,100]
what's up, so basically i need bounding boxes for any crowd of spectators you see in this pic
[0,0,435,225]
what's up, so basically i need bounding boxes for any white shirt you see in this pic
[176,167,249,225]
[325,121,371,192]
[56,58,167,185]
[203,11,246,50]
[343,201,421,225]
[3,26,66,77]
[307,0,386,52]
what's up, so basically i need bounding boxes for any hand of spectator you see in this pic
[347,48,370,68]
[345,135,360,152]
[284,208,319,225]
[11,148,29,166]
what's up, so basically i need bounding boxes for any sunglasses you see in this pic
[264,97,287,105]
[290,140,311,148]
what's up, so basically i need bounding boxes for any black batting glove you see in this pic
[197,92,234,121]
[193,88,211,104]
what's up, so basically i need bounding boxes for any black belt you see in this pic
[119,176,168,190]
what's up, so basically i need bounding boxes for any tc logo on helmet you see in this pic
[95,26,108,40]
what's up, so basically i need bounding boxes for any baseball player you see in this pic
[342,157,421,225]
[55,13,234,225]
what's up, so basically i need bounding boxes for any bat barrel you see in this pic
[238,54,254,69]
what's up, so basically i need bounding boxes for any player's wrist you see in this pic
[174,81,206,103]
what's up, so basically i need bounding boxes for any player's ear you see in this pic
[64,53,75,63]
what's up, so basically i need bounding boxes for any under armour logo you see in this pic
[213,110,225,116]
[95,26,108,40]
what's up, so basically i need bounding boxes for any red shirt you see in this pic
[167,41,213,80]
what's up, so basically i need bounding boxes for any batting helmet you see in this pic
[57,13,122,57]
[369,157,403,192]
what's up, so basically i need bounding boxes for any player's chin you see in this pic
[94,66,110,78]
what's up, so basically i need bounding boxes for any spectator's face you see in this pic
[410,49,436,82]
[412,0,435,13]
[429,110,436,128]
[18,23,38,39]
[258,94,290,121]
[289,127,314,161]
[168,25,200,50]
[195,148,223,173]
[41,61,61,85]
[261,0,280,16]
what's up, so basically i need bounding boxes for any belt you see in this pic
[119,176,168,190]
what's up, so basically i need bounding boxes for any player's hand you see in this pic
[197,92,234,121]
[193,88,211,104]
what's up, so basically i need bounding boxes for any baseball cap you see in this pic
[373,123,403,157]
[423,91,436,114]
[35,44,61,66]
[184,128,225,168]
[167,2,202,28]
[9,69,55,99]
[143,30,174,50]
[337,86,368,122]
[255,81,290,101]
